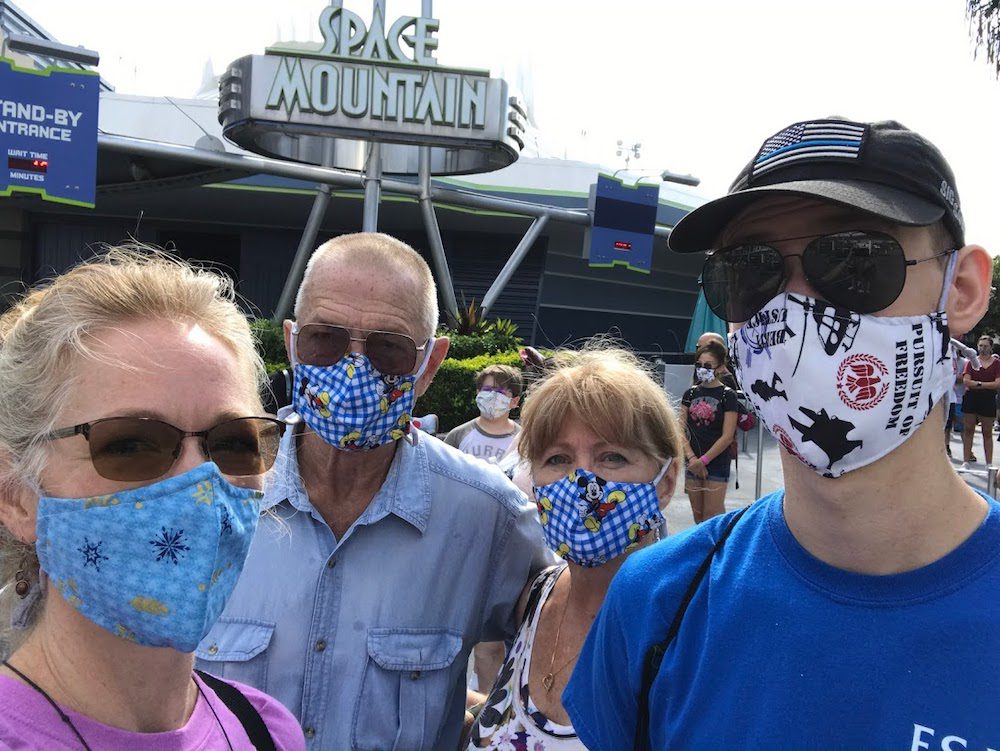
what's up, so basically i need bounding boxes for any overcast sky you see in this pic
[27,0,1000,253]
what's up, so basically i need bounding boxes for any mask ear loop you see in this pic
[652,457,673,487]
[404,338,437,446]
[937,250,960,311]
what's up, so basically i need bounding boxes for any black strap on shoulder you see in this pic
[196,669,277,751]
[521,564,562,627]
[633,505,750,751]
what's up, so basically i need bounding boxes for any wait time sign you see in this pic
[0,58,100,207]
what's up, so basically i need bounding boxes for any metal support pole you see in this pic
[480,215,549,315]
[989,466,998,500]
[418,146,458,322]
[271,185,332,323]
[754,418,765,500]
[362,141,381,232]
[272,140,336,323]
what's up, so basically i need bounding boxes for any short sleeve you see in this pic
[479,492,553,642]
[962,359,972,377]
[723,388,739,412]
[681,387,695,407]
[443,421,470,448]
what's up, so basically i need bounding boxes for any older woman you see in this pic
[466,345,682,750]
[0,248,304,749]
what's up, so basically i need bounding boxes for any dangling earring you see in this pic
[14,557,31,598]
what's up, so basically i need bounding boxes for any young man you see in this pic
[564,119,998,749]
[444,364,523,465]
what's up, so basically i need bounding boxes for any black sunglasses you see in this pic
[701,231,955,323]
[292,323,427,376]
[44,416,287,482]
[694,361,717,369]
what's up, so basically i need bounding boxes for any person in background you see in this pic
[445,366,525,694]
[566,117,998,748]
[466,344,681,750]
[196,233,550,751]
[694,332,738,390]
[680,340,738,523]
[947,337,978,458]
[0,248,303,750]
[961,334,1000,468]
[445,364,523,465]
[947,349,964,457]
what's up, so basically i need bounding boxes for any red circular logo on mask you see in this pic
[837,354,889,410]
[772,424,816,469]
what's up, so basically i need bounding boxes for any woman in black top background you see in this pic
[680,340,738,523]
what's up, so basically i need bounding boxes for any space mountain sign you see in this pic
[219,4,526,175]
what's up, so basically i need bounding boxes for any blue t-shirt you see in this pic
[563,491,1000,750]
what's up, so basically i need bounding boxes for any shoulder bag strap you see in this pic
[633,505,750,751]
[196,669,278,751]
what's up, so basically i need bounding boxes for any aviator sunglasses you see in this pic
[700,230,955,323]
[44,416,287,482]
[291,323,427,376]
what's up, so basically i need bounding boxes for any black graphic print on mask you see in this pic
[933,314,950,365]
[788,295,861,357]
[751,373,787,402]
[788,406,863,469]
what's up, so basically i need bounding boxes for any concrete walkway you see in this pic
[666,424,995,536]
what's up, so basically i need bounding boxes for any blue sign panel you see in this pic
[0,58,100,207]
[587,174,659,273]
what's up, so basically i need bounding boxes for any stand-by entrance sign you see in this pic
[0,58,99,207]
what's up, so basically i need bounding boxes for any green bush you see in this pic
[417,351,523,433]
[249,315,525,432]
[251,319,288,366]
[444,330,522,359]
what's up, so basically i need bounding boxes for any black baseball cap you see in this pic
[668,118,965,252]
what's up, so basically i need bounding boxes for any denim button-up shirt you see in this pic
[195,423,551,751]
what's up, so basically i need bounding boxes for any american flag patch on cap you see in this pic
[751,120,867,179]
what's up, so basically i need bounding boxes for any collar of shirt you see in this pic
[266,407,431,534]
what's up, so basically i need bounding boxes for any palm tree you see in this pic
[968,0,1000,76]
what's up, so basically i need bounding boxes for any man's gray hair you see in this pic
[294,233,438,341]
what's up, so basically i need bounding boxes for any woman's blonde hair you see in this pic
[518,342,684,468]
[0,245,266,648]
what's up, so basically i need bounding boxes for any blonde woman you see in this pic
[467,345,682,750]
[0,249,304,749]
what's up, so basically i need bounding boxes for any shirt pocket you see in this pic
[352,628,463,751]
[194,616,275,691]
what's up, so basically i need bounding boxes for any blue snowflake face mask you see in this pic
[532,464,669,567]
[35,462,261,652]
[292,343,434,451]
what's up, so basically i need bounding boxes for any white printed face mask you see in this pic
[695,367,716,384]
[476,390,513,420]
[729,254,957,477]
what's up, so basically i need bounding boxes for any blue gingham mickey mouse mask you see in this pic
[292,343,434,451]
[532,464,669,567]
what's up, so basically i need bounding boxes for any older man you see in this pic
[566,119,998,748]
[196,233,550,750]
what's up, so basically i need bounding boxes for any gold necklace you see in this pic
[541,590,579,692]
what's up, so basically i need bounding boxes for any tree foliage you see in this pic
[968,0,1000,77]
[970,255,1000,340]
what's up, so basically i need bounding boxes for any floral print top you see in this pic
[467,564,584,751]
